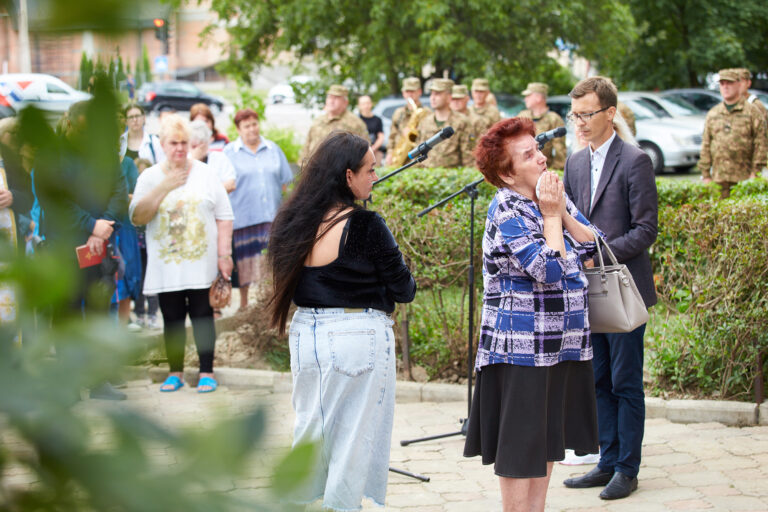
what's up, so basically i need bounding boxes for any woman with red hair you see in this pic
[463,117,601,512]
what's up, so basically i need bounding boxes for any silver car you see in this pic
[618,92,704,174]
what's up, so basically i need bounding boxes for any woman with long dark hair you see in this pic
[268,131,416,511]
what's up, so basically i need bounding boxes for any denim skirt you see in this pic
[288,307,396,511]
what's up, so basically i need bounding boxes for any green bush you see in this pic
[262,125,302,164]
[649,176,768,400]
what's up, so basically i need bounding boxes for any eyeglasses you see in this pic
[126,115,144,120]
[566,107,609,123]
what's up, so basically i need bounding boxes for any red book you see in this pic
[76,244,105,268]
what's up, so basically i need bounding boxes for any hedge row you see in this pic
[374,169,768,400]
[258,168,768,400]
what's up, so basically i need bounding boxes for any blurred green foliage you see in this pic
[0,3,314,509]
[648,176,768,401]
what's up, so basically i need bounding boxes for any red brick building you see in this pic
[0,0,231,86]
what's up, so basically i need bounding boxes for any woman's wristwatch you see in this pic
[218,254,232,260]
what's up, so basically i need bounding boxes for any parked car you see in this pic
[0,105,15,120]
[495,93,525,118]
[136,81,224,113]
[0,73,90,124]
[663,88,768,114]
[662,88,722,113]
[546,93,702,174]
[618,92,703,174]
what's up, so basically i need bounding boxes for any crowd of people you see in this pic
[0,79,294,398]
[1,66,765,512]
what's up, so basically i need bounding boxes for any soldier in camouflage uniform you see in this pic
[517,82,567,169]
[450,84,483,143]
[469,78,501,134]
[699,69,767,198]
[737,68,768,123]
[415,78,474,168]
[385,76,431,165]
[300,84,369,164]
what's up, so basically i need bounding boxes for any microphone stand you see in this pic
[400,177,484,446]
[373,154,428,186]
[364,153,431,482]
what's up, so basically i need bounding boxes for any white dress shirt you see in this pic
[589,131,617,206]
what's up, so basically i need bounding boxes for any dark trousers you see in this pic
[157,288,215,373]
[592,324,646,479]
[134,247,159,317]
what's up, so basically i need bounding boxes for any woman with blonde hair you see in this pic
[130,115,234,393]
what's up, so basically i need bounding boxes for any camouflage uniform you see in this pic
[300,110,368,163]
[388,102,431,151]
[469,105,501,135]
[699,97,767,189]
[416,111,474,168]
[452,84,483,144]
[517,108,567,170]
[469,78,501,135]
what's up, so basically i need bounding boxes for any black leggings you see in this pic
[158,288,215,373]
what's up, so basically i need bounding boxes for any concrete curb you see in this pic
[131,365,768,426]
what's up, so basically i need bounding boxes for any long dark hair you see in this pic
[268,131,370,333]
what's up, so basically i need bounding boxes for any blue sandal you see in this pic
[197,376,218,393]
[160,375,184,392]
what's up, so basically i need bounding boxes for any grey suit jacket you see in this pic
[563,135,658,308]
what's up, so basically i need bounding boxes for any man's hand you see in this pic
[92,219,115,240]
[86,235,105,256]
[702,177,712,184]
[0,189,13,209]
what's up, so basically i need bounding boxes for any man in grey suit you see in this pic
[561,77,658,500]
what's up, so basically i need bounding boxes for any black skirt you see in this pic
[463,360,598,478]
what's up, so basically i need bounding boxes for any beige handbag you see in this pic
[584,229,649,333]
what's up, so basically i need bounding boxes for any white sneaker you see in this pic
[559,449,600,466]
[126,321,142,332]
[146,315,161,329]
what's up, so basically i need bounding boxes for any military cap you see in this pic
[471,78,490,91]
[452,84,469,98]
[429,78,455,93]
[402,76,421,91]
[737,68,752,80]
[521,82,549,96]
[327,84,349,98]
[718,69,739,82]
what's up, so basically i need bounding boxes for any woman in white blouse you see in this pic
[130,115,233,393]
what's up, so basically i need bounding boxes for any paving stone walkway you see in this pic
[8,379,768,511]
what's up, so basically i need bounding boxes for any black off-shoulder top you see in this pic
[293,209,416,312]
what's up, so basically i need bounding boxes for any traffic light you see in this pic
[153,18,169,54]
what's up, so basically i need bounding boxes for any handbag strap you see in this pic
[589,226,620,270]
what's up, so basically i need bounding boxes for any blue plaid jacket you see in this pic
[475,187,600,370]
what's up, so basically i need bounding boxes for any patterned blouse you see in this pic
[475,187,600,370]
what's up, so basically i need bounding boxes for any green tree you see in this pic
[605,0,768,89]
[141,43,152,85]
[202,0,634,96]
[78,51,93,90]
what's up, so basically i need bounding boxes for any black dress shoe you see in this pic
[599,472,638,500]
[563,466,613,488]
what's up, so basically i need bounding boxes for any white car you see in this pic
[618,92,704,174]
[0,73,91,124]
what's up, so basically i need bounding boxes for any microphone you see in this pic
[407,127,454,160]
[535,126,566,149]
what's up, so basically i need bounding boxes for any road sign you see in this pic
[154,55,168,73]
